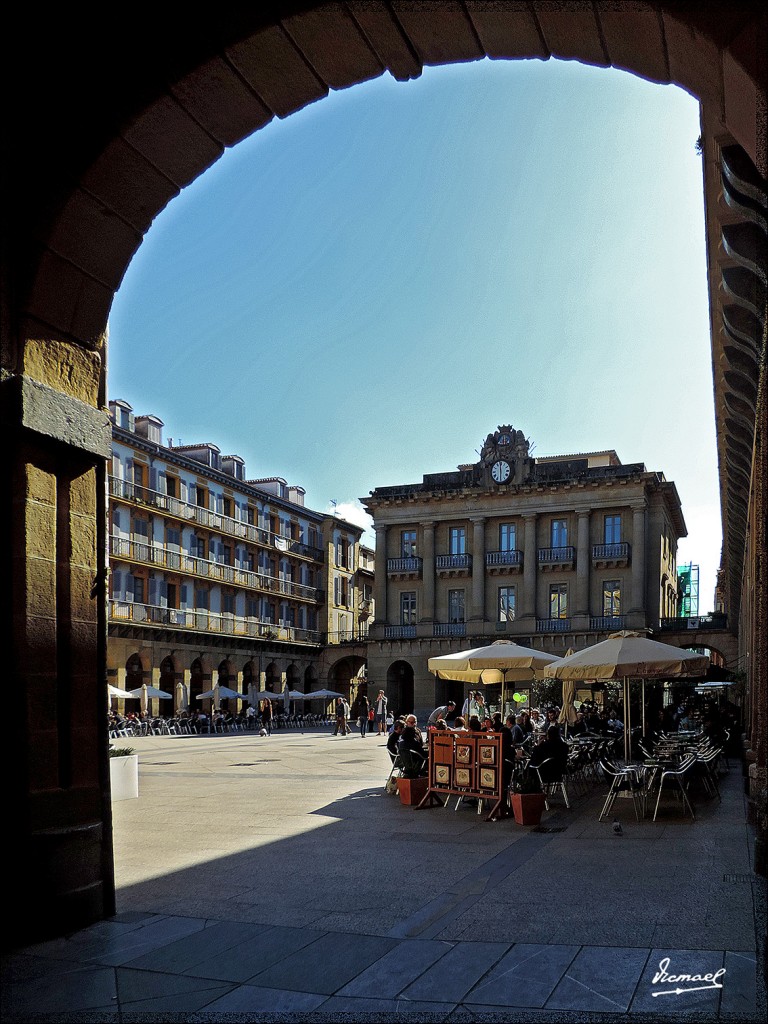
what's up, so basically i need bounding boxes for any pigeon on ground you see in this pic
[612,819,623,835]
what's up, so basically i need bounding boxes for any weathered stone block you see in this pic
[22,339,102,405]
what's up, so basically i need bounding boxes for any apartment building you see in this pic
[108,400,367,708]
[362,424,687,718]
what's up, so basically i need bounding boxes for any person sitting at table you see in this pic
[507,714,526,748]
[519,711,533,735]
[468,715,484,733]
[530,708,547,737]
[387,719,404,758]
[570,711,588,736]
[678,708,697,732]
[452,716,467,731]
[607,711,624,733]
[529,725,569,781]
[397,714,427,774]
[544,708,561,734]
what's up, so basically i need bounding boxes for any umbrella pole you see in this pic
[624,677,631,763]
[642,679,646,739]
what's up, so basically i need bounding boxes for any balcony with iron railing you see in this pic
[109,599,321,644]
[433,622,467,637]
[325,627,371,644]
[110,535,323,603]
[435,553,472,576]
[590,615,626,631]
[386,557,423,578]
[658,613,729,631]
[592,542,630,566]
[383,624,417,639]
[109,476,324,561]
[485,549,523,573]
[537,546,575,569]
[536,617,572,633]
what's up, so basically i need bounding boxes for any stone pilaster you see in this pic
[521,514,537,621]
[421,521,435,622]
[470,517,486,622]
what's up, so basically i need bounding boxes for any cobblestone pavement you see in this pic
[2,728,766,1022]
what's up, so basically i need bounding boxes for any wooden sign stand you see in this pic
[416,731,506,820]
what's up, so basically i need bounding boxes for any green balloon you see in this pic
[513,692,522,702]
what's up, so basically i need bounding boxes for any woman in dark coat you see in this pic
[357,696,370,738]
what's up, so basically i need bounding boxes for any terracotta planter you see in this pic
[396,776,429,806]
[511,792,546,826]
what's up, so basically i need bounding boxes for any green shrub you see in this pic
[109,747,135,757]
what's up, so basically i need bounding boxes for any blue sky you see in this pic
[108,56,719,612]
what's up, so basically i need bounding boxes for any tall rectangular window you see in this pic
[222,592,235,614]
[400,591,416,625]
[195,588,209,609]
[499,523,516,551]
[605,515,622,544]
[448,589,465,622]
[133,577,145,604]
[401,529,417,557]
[549,583,568,619]
[449,527,466,555]
[551,520,568,547]
[498,586,516,622]
[603,580,621,617]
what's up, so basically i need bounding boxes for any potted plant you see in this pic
[395,749,429,806]
[510,768,546,825]
[109,746,139,801]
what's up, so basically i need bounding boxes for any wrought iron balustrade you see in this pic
[433,622,467,637]
[108,599,321,643]
[383,624,416,639]
[485,549,522,566]
[536,618,572,633]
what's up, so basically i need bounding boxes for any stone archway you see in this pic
[4,3,765,945]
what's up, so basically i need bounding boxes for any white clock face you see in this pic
[492,460,510,483]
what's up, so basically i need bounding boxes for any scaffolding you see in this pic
[678,563,699,617]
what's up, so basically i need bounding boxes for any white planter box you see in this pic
[110,754,139,801]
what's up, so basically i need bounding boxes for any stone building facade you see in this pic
[108,400,368,711]
[363,426,688,719]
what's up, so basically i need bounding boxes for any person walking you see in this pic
[357,696,370,738]
[374,689,388,734]
[261,698,273,736]
[334,697,350,736]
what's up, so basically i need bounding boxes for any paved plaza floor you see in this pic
[2,727,766,1022]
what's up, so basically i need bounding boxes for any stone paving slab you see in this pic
[545,945,650,1013]
[250,930,398,994]
[336,937,455,998]
[399,941,511,1003]
[465,942,579,1007]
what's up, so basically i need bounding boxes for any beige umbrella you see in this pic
[428,640,561,716]
[558,679,578,735]
[544,631,709,761]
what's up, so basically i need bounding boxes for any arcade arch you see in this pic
[386,660,416,719]
[4,3,765,946]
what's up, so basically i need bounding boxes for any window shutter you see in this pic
[125,574,134,602]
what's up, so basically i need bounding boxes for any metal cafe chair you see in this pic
[598,758,644,821]
[532,757,571,810]
[653,753,697,821]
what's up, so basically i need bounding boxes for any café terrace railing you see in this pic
[109,476,325,561]
[109,599,322,644]
[110,535,322,603]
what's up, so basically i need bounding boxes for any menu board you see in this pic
[417,731,504,820]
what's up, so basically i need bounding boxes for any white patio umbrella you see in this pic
[108,684,133,699]
[127,683,173,713]
[304,689,345,699]
[544,631,709,761]
[196,685,248,702]
[428,639,561,717]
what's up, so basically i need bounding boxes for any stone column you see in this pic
[470,517,486,623]
[521,514,537,621]
[421,521,435,622]
[575,510,591,626]
[630,503,647,621]
[373,526,387,626]
[6,351,115,945]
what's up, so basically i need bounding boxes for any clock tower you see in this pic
[479,425,532,486]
